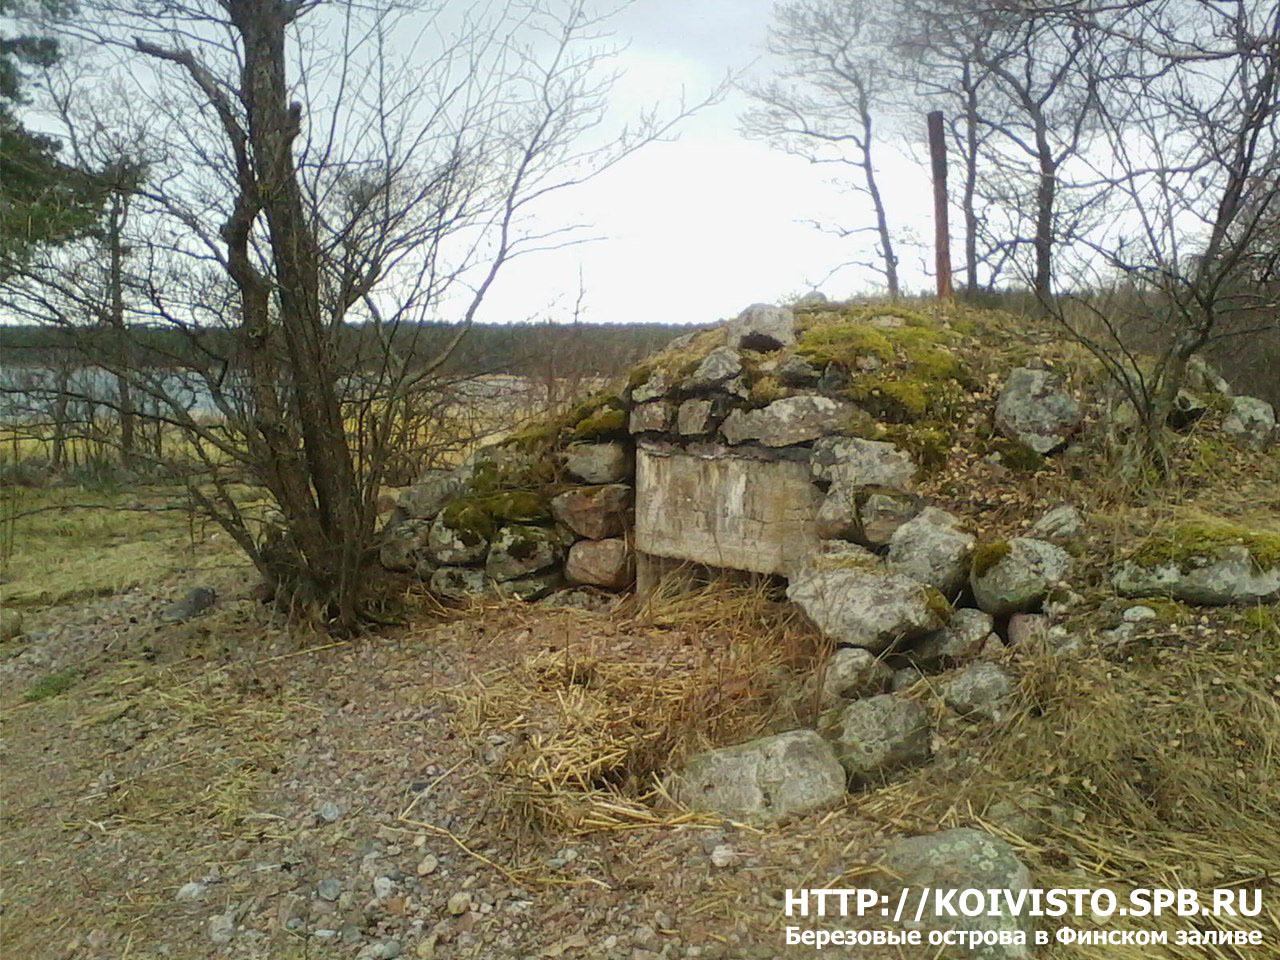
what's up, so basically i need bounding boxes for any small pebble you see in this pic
[417,855,438,876]
[446,892,471,915]
[318,801,343,823]
[709,844,736,868]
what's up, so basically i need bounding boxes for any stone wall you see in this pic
[380,298,1277,620]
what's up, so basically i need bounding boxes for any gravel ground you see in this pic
[0,572,896,960]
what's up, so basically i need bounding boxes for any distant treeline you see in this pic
[0,320,692,379]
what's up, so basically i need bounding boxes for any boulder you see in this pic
[994,366,1081,454]
[565,538,634,590]
[676,398,719,436]
[891,667,923,692]
[628,400,674,434]
[429,566,488,601]
[914,608,994,666]
[1113,545,1280,605]
[398,469,466,520]
[777,353,821,386]
[810,436,917,490]
[721,395,859,447]
[1184,356,1232,396]
[887,507,974,597]
[427,511,490,565]
[562,442,632,484]
[814,486,859,541]
[970,537,1071,616]
[500,570,564,602]
[787,565,948,652]
[825,695,932,784]
[379,518,433,572]
[1223,395,1275,448]
[857,490,922,547]
[669,729,846,823]
[1006,612,1049,648]
[944,662,1016,721]
[816,648,893,706]
[631,369,675,404]
[159,586,216,622]
[539,586,618,613]
[485,525,566,582]
[684,346,743,390]
[550,485,631,540]
[724,303,797,352]
[1028,504,1083,544]
[879,829,1034,959]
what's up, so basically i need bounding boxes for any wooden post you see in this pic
[927,110,954,299]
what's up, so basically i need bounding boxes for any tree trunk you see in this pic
[106,193,136,469]
[1033,118,1056,312]
[962,65,980,294]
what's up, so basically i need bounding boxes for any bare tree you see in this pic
[1047,0,1279,470]
[744,0,902,297]
[3,0,711,631]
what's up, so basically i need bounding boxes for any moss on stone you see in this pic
[439,499,497,545]
[748,373,788,407]
[923,586,954,622]
[573,406,627,439]
[1129,519,1280,571]
[502,421,562,451]
[971,541,1012,579]
[483,491,551,523]
[796,322,896,368]
[498,523,559,561]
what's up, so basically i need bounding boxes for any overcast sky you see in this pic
[476,0,938,328]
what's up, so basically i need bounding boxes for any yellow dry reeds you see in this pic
[442,574,824,836]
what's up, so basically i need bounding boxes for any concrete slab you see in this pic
[634,440,822,576]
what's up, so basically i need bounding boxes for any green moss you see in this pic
[483,491,551,523]
[439,498,497,545]
[573,407,627,439]
[972,541,1012,579]
[24,669,78,702]
[499,524,559,561]
[748,373,788,407]
[1130,597,1196,625]
[988,439,1046,473]
[884,424,954,470]
[796,323,895,367]
[502,421,562,452]
[843,375,934,421]
[1129,520,1280,571]
[627,362,656,389]
[923,586,954,622]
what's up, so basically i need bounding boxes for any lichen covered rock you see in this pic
[994,366,1081,454]
[787,564,949,652]
[721,395,859,447]
[486,525,566,582]
[810,436,917,491]
[669,729,846,822]
[970,537,1071,616]
[824,694,932,784]
[887,506,973,597]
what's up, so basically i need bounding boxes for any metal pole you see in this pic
[927,110,953,299]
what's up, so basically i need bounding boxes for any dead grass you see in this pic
[441,574,823,836]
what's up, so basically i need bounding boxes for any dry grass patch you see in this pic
[442,575,823,835]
